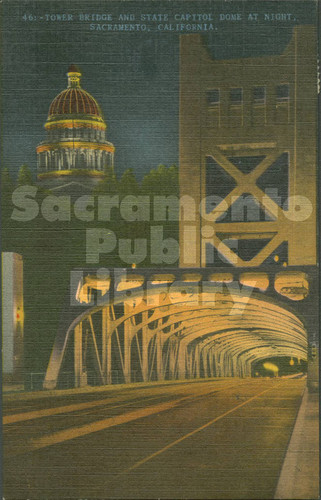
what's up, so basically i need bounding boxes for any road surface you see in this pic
[3,377,305,499]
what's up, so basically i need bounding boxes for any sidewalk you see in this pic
[275,387,319,499]
[2,383,24,394]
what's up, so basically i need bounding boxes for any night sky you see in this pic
[1,0,316,180]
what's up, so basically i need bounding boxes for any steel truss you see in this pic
[43,285,307,389]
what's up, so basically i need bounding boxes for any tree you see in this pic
[1,167,14,193]
[17,164,33,185]
[141,168,158,195]
[141,164,179,196]
[118,168,140,196]
[167,164,179,194]
[1,167,15,223]
[93,165,118,195]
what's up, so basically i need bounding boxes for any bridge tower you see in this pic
[179,26,317,269]
[179,26,318,389]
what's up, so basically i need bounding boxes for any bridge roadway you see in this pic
[3,377,305,499]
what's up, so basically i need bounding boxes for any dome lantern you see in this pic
[67,64,82,88]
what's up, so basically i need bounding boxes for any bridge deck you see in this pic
[3,378,311,499]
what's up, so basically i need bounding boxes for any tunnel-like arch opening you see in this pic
[43,278,309,389]
[251,356,307,378]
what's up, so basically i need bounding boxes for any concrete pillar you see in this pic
[86,148,90,169]
[98,150,102,170]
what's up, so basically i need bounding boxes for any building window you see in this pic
[207,89,220,106]
[230,88,243,105]
[276,84,290,103]
[253,86,266,105]
[40,154,46,168]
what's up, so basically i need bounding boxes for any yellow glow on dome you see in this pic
[37,141,115,153]
[38,170,106,180]
[45,119,106,130]
[37,65,115,175]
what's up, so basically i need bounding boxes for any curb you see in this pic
[274,387,319,499]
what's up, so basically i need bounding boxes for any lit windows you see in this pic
[253,86,266,105]
[229,87,243,105]
[207,89,220,105]
[276,84,290,103]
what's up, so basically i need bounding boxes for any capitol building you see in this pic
[36,64,115,191]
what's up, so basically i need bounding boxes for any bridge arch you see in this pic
[43,275,308,389]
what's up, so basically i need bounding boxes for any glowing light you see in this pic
[36,141,115,153]
[182,273,202,282]
[117,275,145,291]
[151,274,175,284]
[239,272,269,291]
[15,306,24,324]
[45,119,106,130]
[263,362,279,375]
[38,170,105,180]
[275,271,309,301]
[289,358,294,366]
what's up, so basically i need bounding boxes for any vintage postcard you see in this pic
[1,0,319,498]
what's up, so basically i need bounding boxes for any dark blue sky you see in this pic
[1,0,316,180]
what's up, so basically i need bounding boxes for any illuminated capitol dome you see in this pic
[37,64,115,190]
